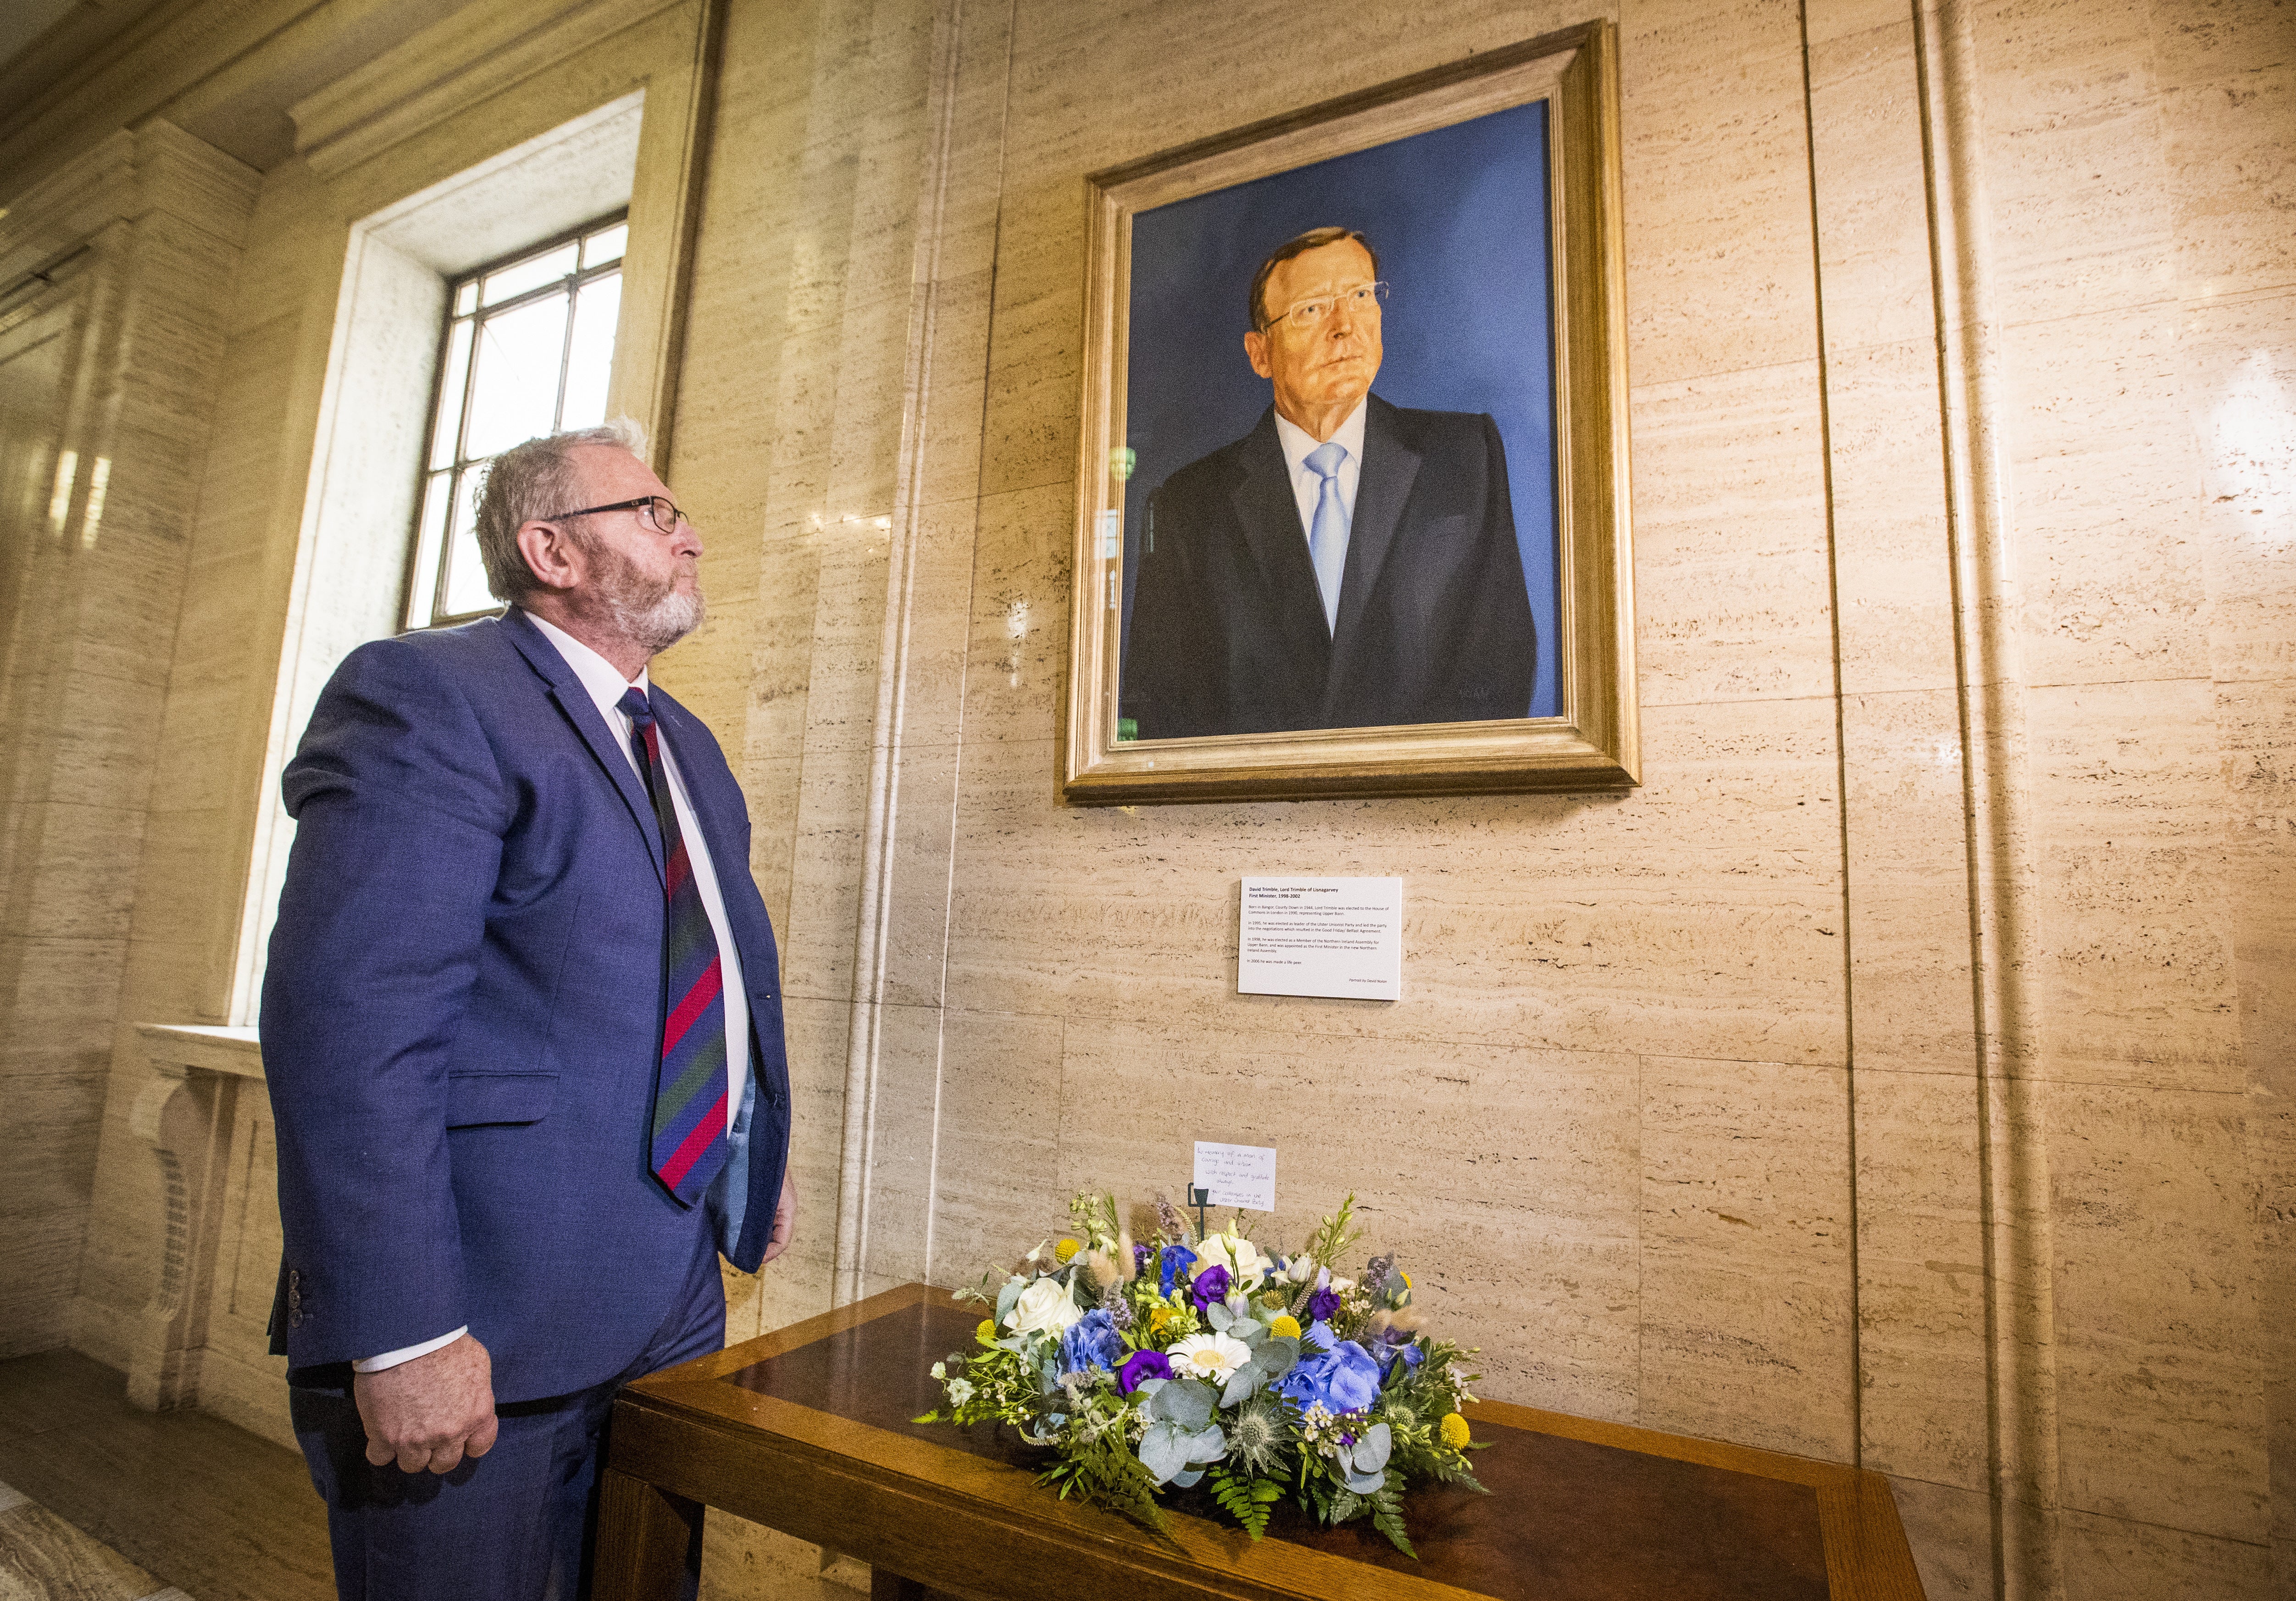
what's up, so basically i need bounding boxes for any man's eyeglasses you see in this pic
[1259,280,1389,333]
[546,495,686,534]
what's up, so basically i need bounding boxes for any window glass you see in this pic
[403,212,626,631]
[482,242,577,307]
[581,222,628,269]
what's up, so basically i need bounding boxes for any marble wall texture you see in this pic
[0,0,2287,1596]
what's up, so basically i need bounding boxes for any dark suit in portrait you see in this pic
[1122,393,1536,739]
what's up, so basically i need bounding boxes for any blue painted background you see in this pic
[1119,98,1558,718]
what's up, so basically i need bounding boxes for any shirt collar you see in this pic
[522,610,649,724]
[1272,397,1368,476]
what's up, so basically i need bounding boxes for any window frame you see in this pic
[400,208,630,633]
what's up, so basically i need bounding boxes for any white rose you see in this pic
[1194,1230,1270,1290]
[1006,1275,1083,1336]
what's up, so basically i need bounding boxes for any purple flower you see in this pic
[1158,1245,1194,1296]
[1307,1285,1342,1322]
[1059,1309,1124,1376]
[1117,1349,1171,1395]
[1133,1242,1154,1277]
[1190,1264,1232,1308]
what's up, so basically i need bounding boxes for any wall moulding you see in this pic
[1062,21,1636,806]
[288,0,692,179]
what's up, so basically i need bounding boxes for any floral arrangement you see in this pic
[915,1192,1484,1555]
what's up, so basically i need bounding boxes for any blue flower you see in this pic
[1272,1320,1382,1416]
[1059,1309,1124,1377]
[1377,1339,1426,1380]
[1158,1245,1195,1297]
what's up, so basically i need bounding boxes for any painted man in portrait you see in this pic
[1120,226,1536,740]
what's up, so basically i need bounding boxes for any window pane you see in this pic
[428,319,474,470]
[440,468,495,619]
[405,470,453,629]
[483,242,577,307]
[558,272,621,430]
[463,295,570,459]
[582,223,628,269]
[455,280,478,315]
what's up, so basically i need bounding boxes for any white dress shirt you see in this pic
[355,613,751,1373]
[1272,397,1368,601]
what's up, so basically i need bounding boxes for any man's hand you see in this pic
[354,1332,498,1473]
[760,1173,798,1265]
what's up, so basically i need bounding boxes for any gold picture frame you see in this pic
[1061,20,1635,805]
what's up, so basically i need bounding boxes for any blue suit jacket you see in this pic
[259,608,791,1403]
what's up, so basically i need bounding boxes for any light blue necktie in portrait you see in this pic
[1304,439,1350,634]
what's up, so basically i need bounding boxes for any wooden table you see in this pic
[594,1284,1926,1601]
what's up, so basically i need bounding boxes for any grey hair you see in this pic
[472,419,649,603]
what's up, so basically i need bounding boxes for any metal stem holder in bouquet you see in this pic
[915,1192,1485,1554]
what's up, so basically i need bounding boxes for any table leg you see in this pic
[593,1466,703,1601]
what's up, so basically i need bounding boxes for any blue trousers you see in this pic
[288,1224,725,1601]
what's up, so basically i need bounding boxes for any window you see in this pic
[403,213,628,629]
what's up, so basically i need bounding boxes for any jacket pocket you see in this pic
[444,1070,558,1128]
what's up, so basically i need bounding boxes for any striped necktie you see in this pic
[619,687,730,1206]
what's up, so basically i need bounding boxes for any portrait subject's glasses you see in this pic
[546,495,687,534]
[1260,280,1389,332]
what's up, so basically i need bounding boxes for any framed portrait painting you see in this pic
[1062,21,1636,804]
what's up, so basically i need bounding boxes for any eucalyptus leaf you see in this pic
[996,1276,1024,1321]
[1255,1338,1298,1380]
[1344,1464,1387,1495]
[1206,1301,1232,1332]
[1138,1423,1191,1482]
[1155,1378,1216,1430]
[1219,1364,1263,1406]
[1172,1467,1206,1488]
[1351,1422,1392,1473]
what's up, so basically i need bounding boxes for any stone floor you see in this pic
[0,1353,331,1601]
[0,1478,190,1601]
[0,1350,869,1601]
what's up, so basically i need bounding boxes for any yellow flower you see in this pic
[1055,1238,1081,1263]
[1148,1305,1174,1335]
[1440,1412,1471,1449]
[1270,1315,1301,1339]
[976,1318,997,1345]
[1400,1271,1412,1289]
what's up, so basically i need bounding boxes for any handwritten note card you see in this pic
[1237,876,1403,1001]
[1193,1141,1277,1212]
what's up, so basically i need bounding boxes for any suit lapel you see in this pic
[499,609,666,885]
[1325,395,1419,711]
[1228,410,1335,664]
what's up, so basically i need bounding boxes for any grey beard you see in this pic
[598,549,704,655]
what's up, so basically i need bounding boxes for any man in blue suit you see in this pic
[261,422,795,1600]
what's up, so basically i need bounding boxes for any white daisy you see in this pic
[1167,1331,1253,1384]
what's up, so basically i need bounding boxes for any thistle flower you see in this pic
[1225,1394,1288,1476]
